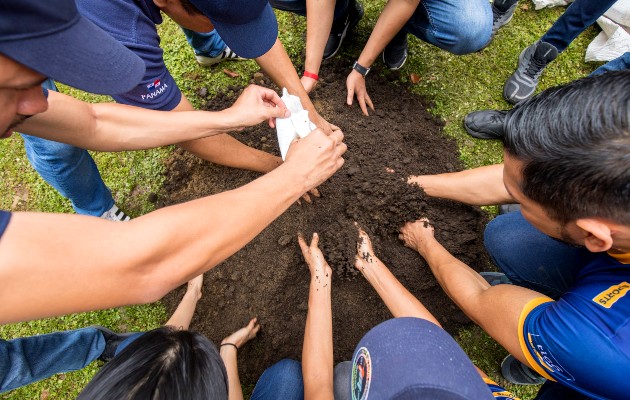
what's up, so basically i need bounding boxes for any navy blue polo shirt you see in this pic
[76,0,182,110]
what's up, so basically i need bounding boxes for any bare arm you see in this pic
[0,129,346,324]
[408,164,515,205]
[300,0,336,93]
[256,39,336,134]
[299,233,334,400]
[400,220,549,367]
[18,85,289,152]
[354,228,441,326]
[346,0,420,115]
[220,318,260,400]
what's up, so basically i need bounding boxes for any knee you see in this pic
[22,135,87,165]
[267,359,302,378]
[434,7,492,54]
[483,212,522,263]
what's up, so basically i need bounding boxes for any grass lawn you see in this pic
[0,1,601,398]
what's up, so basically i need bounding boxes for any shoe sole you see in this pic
[501,355,546,385]
[324,2,364,60]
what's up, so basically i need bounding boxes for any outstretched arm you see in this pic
[18,85,289,152]
[399,219,549,367]
[300,0,336,93]
[164,274,204,329]
[256,38,337,134]
[220,318,260,400]
[346,0,420,115]
[408,164,514,206]
[354,227,441,326]
[0,129,346,324]
[299,233,334,400]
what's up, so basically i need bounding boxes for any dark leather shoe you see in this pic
[463,110,507,140]
[383,30,408,70]
[93,325,137,362]
[323,0,364,59]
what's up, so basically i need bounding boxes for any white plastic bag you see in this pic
[275,88,316,160]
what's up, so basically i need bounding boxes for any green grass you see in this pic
[0,1,603,398]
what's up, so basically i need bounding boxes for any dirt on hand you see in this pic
[160,61,489,383]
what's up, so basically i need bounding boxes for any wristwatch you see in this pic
[352,61,370,77]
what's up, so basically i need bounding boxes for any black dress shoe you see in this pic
[93,325,137,362]
[463,110,508,140]
[383,29,408,70]
[323,0,364,59]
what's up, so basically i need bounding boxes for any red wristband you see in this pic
[303,70,319,81]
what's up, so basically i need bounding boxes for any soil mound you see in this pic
[160,61,489,383]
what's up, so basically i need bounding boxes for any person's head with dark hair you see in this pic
[78,327,229,400]
[502,70,630,250]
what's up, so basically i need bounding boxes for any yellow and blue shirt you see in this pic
[518,252,630,399]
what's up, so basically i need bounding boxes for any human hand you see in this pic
[308,108,339,136]
[346,70,374,116]
[284,128,346,191]
[227,85,290,130]
[399,218,436,255]
[221,318,260,350]
[297,187,322,205]
[301,75,318,94]
[354,225,379,273]
[298,233,332,280]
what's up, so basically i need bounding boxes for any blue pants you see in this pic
[541,0,617,53]
[0,328,104,393]
[271,0,492,55]
[21,30,225,217]
[181,29,227,57]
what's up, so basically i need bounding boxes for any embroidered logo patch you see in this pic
[593,282,630,309]
[351,347,372,400]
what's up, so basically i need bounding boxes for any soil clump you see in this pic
[159,61,490,383]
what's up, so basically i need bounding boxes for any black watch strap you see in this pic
[352,61,370,77]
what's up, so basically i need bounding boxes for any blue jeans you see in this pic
[269,0,350,21]
[404,0,492,55]
[250,359,304,400]
[181,29,227,57]
[484,211,601,300]
[21,80,114,216]
[0,328,104,393]
[591,52,630,76]
[541,0,617,53]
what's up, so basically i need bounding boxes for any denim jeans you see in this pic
[250,359,304,400]
[181,29,227,57]
[404,0,492,55]
[21,79,114,216]
[269,0,350,21]
[0,328,104,393]
[541,0,617,53]
[484,211,601,300]
[591,52,630,76]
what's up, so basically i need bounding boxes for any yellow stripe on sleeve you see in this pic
[517,297,556,381]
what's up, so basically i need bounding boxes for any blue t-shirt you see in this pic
[0,211,11,239]
[519,252,630,400]
[76,0,182,110]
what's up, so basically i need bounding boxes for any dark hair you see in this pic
[503,71,630,225]
[180,0,203,15]
[78,327,229,400]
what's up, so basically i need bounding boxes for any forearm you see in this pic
[357,0,419,67]
[256,39,316,114]
[409,164,514,205]
[361,257,441,326]
[220,347,244,400]
[304,0,336,75]
[20,91,238,151]
[0,164,307,324]
[303,276,334,400]
[417,238,491,316]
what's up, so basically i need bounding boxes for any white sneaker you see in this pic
[100,204,131,221]
[195,46,246,67]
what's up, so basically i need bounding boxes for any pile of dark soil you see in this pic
[159,61,489,383]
